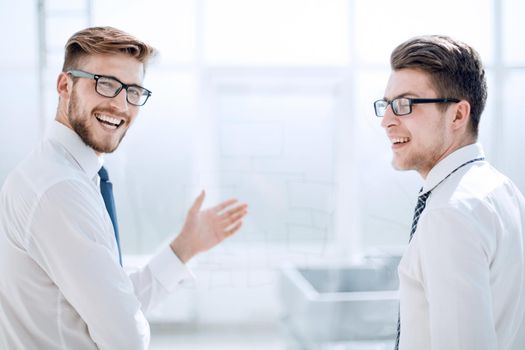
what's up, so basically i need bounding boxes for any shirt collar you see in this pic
[46,120,104,179]
[422,143,485,194]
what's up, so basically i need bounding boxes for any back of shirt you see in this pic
[0,142,102,350]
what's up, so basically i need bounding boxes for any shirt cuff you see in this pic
[148,245,195,293]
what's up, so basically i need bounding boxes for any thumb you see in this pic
[189,190,205,214]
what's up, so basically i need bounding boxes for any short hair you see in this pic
[390,35,487,137]
[62,26,157,73]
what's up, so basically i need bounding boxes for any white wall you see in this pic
[0,1,40,183]
[1,0,525,326]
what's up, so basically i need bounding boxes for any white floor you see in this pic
[149,323,395,350]
[149,323,287,350]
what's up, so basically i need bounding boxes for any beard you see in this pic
[67,88,129,154]
[392,125,448,176]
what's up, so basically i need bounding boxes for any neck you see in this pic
[419,135,477,179]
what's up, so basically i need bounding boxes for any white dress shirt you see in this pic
[398,143,525,350]
[0,121,192,349]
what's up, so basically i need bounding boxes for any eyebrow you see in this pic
[98,73,145,88]
[383,91,422,100]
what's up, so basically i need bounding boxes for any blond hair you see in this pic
[62,26,157,72]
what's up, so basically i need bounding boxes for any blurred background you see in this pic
[1,0,524,348]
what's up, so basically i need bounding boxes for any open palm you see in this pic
[171,191,248,262]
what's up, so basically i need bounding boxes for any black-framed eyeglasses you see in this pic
[67,69,152,106]
[373,97,460,117]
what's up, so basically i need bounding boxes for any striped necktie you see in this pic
[409,191,432,242]
[395,188,431,349]
[394,156,485,349]
[98,166,122,266]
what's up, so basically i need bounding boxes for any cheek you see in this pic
[128,109,140,123]
[411,122,447,154]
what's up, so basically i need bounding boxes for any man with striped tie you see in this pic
[374,35,525,350]
[0,27,247,349]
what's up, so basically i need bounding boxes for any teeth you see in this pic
[392,137,409,144]
[96,114,123,126]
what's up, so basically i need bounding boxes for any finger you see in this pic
[220,203,248,218]
[189,190,205,214]
[213,198,240,213]
[222,209,248,227]
[224,221,242,237]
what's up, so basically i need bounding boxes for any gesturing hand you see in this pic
[170,191,248,263]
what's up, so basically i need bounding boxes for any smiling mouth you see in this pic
[95,113,124,130]
[391,137,410,145]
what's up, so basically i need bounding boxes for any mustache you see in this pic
[92,108,129,120]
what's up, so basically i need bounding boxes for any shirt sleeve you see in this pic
[127,244,194,313]
[26,180,150,350]
[416,205,497,350]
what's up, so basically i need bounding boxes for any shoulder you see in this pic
[2,139,94,199]
[428,162,522,218]
[416,163,524,257]
[1,140,101,231]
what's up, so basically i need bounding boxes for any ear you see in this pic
[56,72,72,99]
[451,100,471,132]
[55,72,74,125]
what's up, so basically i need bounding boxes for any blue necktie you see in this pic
[98,166,122,266]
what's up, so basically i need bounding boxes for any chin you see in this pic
[92,129,128,154]
[82,134,120,154]
[391,158,411,172]
[93,140,121,154]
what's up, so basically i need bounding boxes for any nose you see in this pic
[380,105,398,129]
[109,88,129,112]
